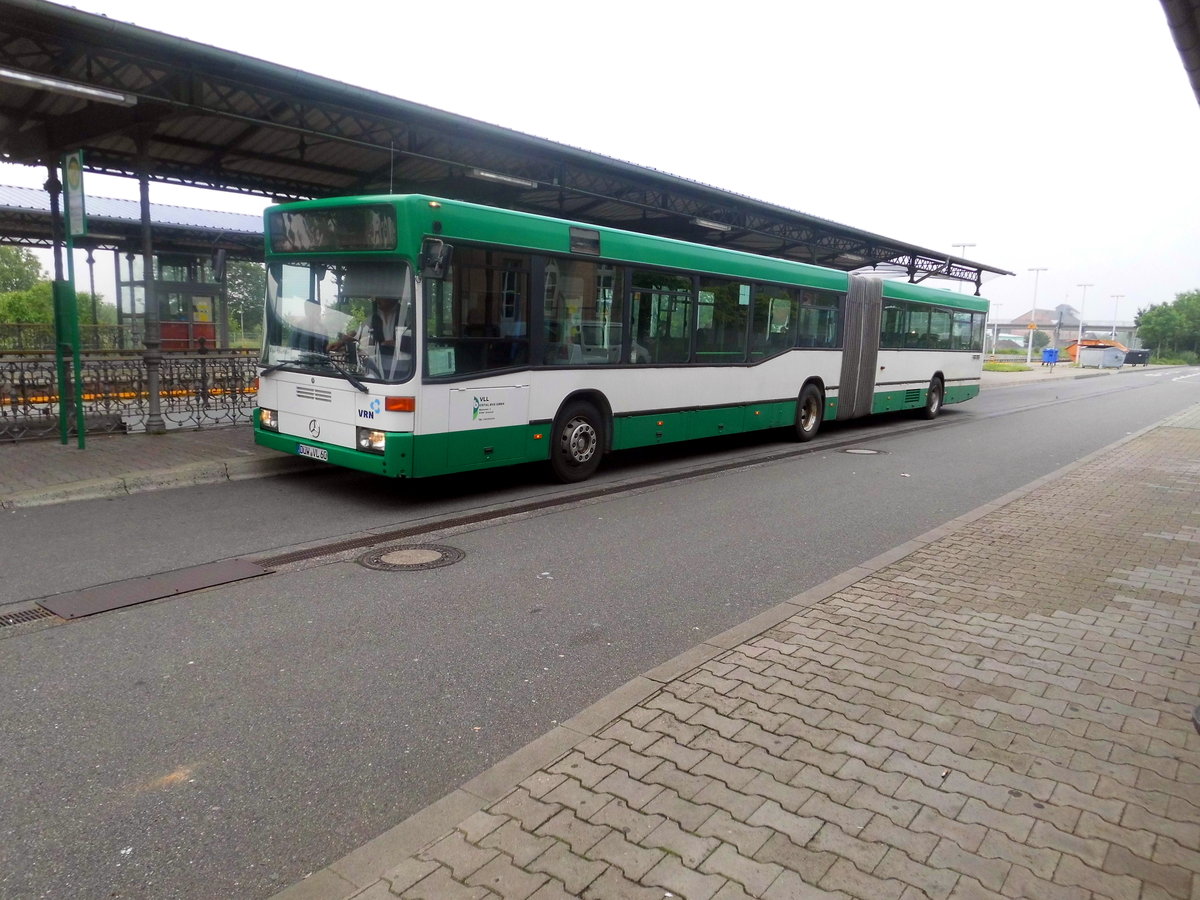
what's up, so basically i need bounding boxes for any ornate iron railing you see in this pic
[0,350,259,441]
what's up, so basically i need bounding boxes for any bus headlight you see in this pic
[259,408,278,431]
[356,427,386,454]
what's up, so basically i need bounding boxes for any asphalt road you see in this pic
[2,369,1198,899]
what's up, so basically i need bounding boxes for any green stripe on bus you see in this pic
[868,383,980,414]
[610,399,798,450]
[945,383,980,404]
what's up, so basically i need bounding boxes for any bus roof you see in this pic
[268,194,990,313]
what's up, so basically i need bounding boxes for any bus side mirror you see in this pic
[420,240,453,279]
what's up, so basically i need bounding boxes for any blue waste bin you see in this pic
[1041,348,1059,365]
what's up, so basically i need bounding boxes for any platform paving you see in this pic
[272,401,1200,900]
[0,423,309,509]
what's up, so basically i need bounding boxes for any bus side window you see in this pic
[751,285,800,358]
[798,289,841,349]
[541,259,625,366]
[631,270,692,365]
[425,245,531,376]
[696,278,749,363]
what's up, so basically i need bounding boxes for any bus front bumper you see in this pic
[253,419,413,478]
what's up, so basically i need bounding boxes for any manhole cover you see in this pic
[358,544,465,571]
[842,448,883,455]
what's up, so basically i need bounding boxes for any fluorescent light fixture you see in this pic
[0,66,137,107]
[466,167,538,189]
[691,217,731,232]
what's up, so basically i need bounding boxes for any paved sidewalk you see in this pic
[0,363,1153,510]
[0,424,310,509]
[276,404,1200,900]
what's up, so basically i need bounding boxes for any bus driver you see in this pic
[329,296,411,378]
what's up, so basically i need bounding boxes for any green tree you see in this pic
[0,281,54,322]
[0,247,46,292]
[0,281,107,325]
[92,299,118,325]
[226,260,266,335]
[1175,289,1200,353]
[1136,297,1193,355]
[1032,329,1050,350]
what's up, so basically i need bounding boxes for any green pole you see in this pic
[52,280,69,445]
[61,151,87,449]
[63,243,85,450]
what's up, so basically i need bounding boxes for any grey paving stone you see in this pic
[282,422,1200,900]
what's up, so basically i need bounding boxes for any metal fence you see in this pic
[0,350,259,441]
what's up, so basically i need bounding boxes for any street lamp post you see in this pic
[1027,267,1048,365]
[1110,294,1124,339]
[1075,283,1093,365]
[952,243,975,293]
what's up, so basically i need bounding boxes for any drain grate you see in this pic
[0,605,57,628]
[358,544,465,572]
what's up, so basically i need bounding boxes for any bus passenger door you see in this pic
[836,275,883,420]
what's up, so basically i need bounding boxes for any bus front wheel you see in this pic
[919,377,943,420]
[793,384,824,442]
[550,401,604,482]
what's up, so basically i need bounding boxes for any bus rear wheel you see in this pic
[919,377,943,419]
[793,384,824,442]
[550,401,604,482]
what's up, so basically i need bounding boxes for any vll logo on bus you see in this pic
[358,398,383,420]
[473,395,488,421]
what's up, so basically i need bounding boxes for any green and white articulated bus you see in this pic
[254,195,988,482]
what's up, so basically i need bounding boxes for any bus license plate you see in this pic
[297,444,328,462]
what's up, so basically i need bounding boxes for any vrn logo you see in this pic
[358,398,383,420]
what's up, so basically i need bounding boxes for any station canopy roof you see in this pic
[0,183,263,257]
[1161,0,1200,107]
[0,0,1012,291]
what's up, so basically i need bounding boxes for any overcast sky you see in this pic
[4,0,1198,324]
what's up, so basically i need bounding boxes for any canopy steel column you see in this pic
[139,138,165,432]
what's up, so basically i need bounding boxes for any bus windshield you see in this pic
[262,260,415,383]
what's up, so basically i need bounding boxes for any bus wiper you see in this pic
[324,355,369,393]
[260,360,296,376]
[258,354,320,376]
[259,352,369,393]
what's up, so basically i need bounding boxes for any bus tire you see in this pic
[919,377,943,419]
[550,401,604,482]
[793,384,823,442]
